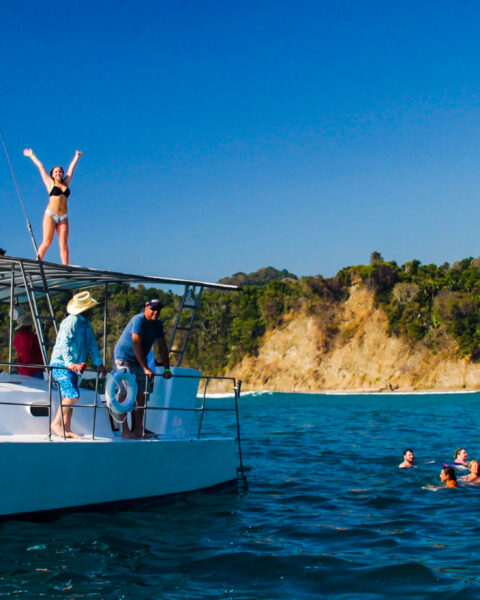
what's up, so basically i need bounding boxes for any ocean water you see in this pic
[2,391,480,599]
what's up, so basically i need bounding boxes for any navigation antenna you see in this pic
[0,129,39,255]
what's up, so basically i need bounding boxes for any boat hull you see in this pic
[1,436,238,517]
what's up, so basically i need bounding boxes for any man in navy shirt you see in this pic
[114,298,171,438]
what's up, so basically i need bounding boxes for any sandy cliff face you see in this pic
[225,285,480,392]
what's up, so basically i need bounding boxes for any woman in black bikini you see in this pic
[23,148,83,265]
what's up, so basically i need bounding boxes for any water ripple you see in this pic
[2,392,480,598]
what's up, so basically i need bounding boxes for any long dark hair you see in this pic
[442,466,457,482]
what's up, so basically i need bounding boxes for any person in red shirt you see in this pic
[13,314,44,378]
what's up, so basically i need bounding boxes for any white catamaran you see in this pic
[0,254,247,518]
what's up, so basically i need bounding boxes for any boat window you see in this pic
[29,404,49,417]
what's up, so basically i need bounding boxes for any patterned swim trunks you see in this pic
[51,365,80,399]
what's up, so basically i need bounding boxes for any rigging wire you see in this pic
[0,129,38,255]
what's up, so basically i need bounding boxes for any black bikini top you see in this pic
[49,185,70,198]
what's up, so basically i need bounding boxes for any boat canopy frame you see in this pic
[0,254,241,368]
[0,254,240,303]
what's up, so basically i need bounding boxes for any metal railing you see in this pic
[0,361,246,479]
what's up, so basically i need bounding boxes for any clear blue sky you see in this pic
[2,0,480,283]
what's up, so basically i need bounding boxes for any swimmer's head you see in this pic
[468,460,479,474]
[454,448,467,462]
[440,466,457,482]
[403,449,414,462]
[50,166,65,182]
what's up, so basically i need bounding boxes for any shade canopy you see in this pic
[0,255,240,304]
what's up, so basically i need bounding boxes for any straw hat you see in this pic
[67,291,99,315]
[15,313,33,330]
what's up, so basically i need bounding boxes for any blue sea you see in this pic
[3,391,480,599]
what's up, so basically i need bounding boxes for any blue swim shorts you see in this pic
[51,365,80,399]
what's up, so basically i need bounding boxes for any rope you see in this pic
[0,129,38,255]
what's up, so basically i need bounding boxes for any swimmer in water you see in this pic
[460,460,480,484]
[440,466,457,488]
[399,449,414,468]
[23,148,83,265]
[453,448,469,471]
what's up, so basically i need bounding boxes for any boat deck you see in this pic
[0,433,234,443]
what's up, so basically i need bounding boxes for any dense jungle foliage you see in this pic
[346,254,480,360]
[3,255,480,374]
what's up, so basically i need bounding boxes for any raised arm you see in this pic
[64,150,83,185]
[23,148,52,191]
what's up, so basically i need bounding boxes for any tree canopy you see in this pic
[3,258,480,374]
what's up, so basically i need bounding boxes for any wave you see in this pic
[198,390,274,398]
[319,389,480,396]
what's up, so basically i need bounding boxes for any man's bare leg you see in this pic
[132,391,150,438]
[121,417,137,439]
[51,397,81,438]
[119,390,136,439]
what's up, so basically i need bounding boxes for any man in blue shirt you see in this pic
[50,291,106,438]
[114,298,171,438]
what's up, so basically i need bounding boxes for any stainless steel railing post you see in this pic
[196,376,209,438]
[48,367,53,440]
[92,370,99,440]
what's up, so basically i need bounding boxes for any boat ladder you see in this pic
[168,284,203,366]
[19,259,58,364]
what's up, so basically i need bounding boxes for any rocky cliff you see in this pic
[223,284,480,392]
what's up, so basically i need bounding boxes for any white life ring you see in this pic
[105,370,137,414]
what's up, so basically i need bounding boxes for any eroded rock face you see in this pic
[221,286,480,393]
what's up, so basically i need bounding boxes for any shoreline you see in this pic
[202,387,480,398]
